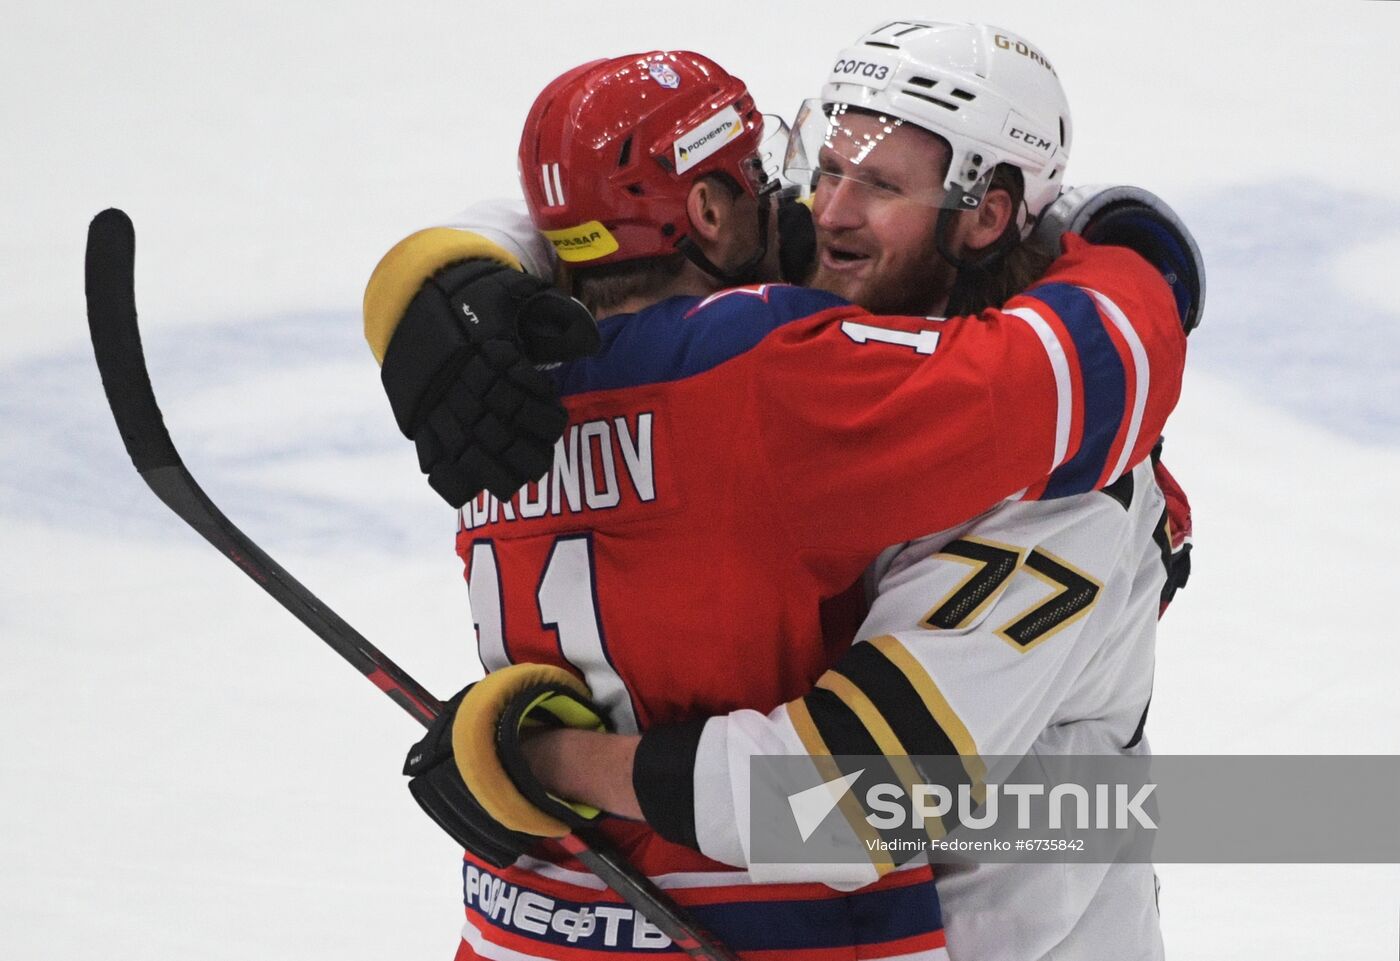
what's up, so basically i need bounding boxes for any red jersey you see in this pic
[451,236,1184,960]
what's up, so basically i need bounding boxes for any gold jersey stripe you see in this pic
[815,672,947,841]
[816,671,908,757]
[867,634,988,800]
[783,698,895,875]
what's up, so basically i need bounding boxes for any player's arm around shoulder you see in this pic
[741,210,1193,558]
[361,199,597,505]
[363,198,552,363]
[1031,233,1189,382]
[744,290,1069,556]
[505,473,1165,885]
[621,463,1166,878]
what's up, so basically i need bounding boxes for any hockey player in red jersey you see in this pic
[367,21,1195,961]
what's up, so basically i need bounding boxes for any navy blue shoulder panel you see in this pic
[1026,281,1127,498]
[551,284,849,397]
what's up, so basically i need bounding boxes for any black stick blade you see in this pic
[85,208,180,472]
[82,207,446,729]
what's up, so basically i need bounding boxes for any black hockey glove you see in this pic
[404,686,538,867]
[404,664,609,865]
[1030,184,1206,333]
[380,260,600,507]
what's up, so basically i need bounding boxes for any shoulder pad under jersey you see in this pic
[553,284,849,397]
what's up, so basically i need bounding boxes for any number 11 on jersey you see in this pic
[468,536,641,733]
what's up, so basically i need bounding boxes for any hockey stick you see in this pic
[83,208,738,961]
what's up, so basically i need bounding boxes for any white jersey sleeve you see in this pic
[362,197,559,364]
[683,459,1169,948]
[439,197,556,280]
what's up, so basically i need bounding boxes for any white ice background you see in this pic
[3,1,1398,958]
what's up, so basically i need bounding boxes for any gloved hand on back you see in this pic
[1030,183,1205,333]
[404,663,609,866]
[380,259,599,507]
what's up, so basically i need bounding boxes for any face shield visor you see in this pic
[736,114,795,201]
[782,98,995,212]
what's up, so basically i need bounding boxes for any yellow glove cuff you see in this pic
[362,228,523,364]
[452,663,595,838]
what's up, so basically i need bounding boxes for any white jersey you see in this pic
[687,457,1171,961]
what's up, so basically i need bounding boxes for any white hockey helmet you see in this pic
[787,20,1072,229]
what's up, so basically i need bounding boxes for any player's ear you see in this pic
[685,178,728,245]
[964,186,1014,252]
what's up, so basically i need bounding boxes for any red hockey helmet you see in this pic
[518,52,764,268]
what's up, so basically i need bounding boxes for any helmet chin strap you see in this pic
[676,197,773,288]
[934,205,1022,275]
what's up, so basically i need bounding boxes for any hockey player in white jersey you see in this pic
[626,25,1196,958]
[680,456,1185,960]
[375,20,1198,961]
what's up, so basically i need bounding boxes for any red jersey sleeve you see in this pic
[750,236,1186,556]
